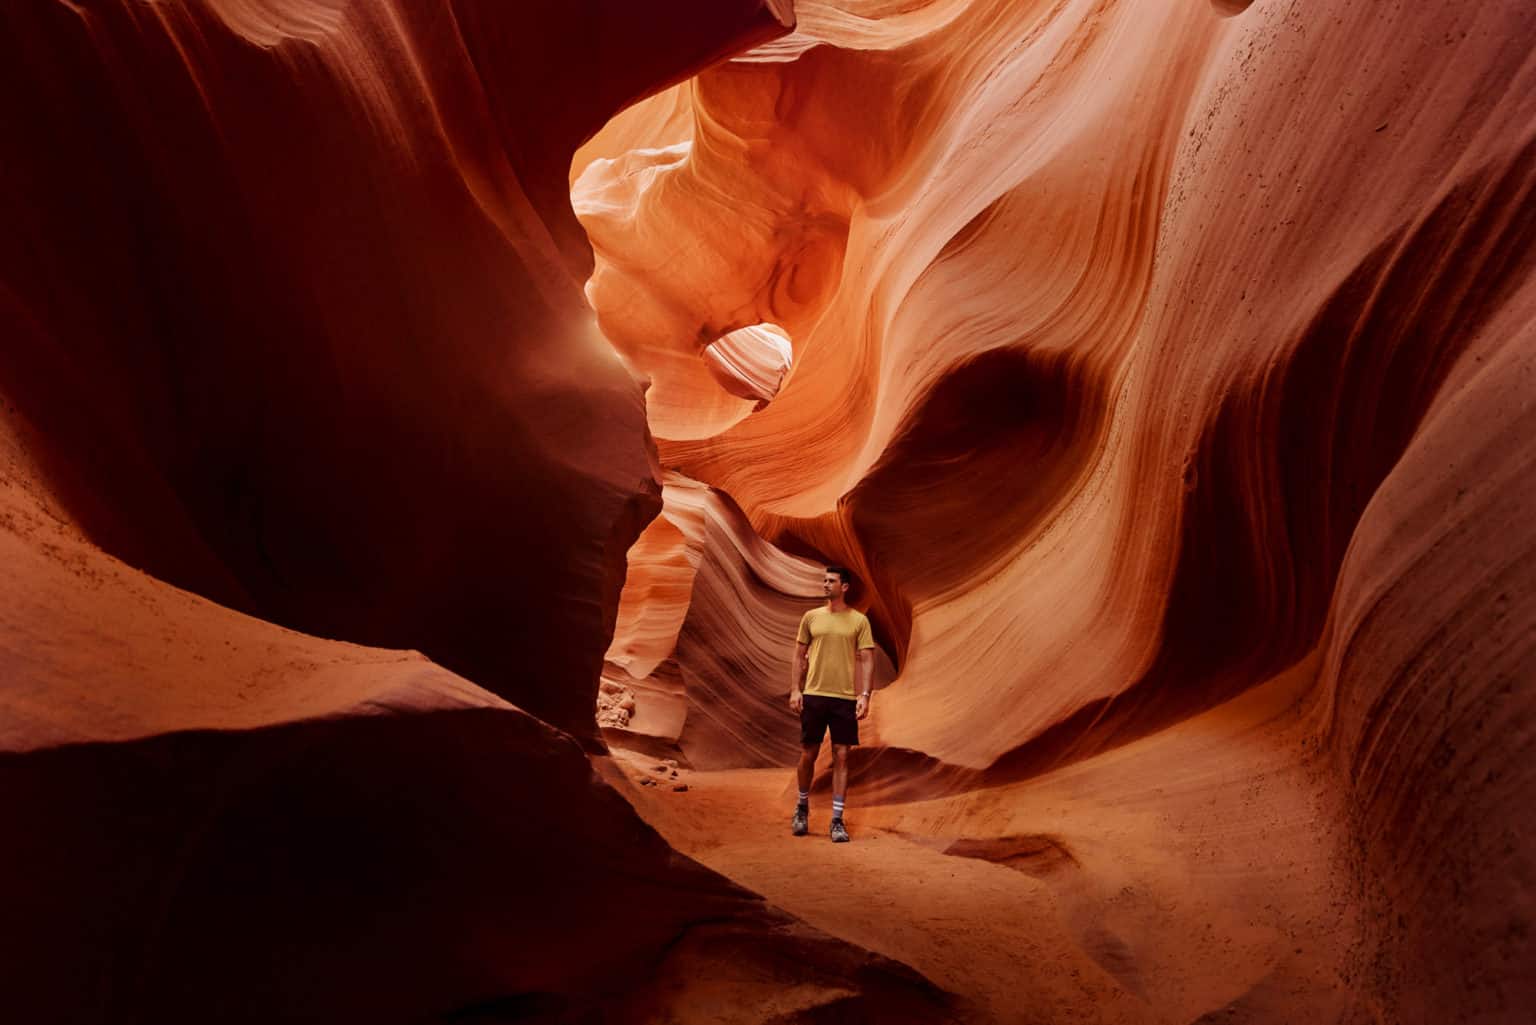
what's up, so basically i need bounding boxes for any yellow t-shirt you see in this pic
[797,606,876,700]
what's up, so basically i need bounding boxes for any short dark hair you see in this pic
[825,566,854,587]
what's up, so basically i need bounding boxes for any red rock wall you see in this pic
[5,0,1534,1018]
[0,0,798,741]
[1316,273,1536,1019]
[581,0,1536,1019]
[0,1,985,1021]
[0,421,957,1022]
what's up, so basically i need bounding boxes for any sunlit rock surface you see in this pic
[0,0,806,743]
[602,472,900,768]
[3,0,1533,1020]
[705,323,796,405]
[582,0,1536,1021]
[0,0,975,1022]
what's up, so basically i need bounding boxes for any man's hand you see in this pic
[789,691,803,713]
[856,693,870,720]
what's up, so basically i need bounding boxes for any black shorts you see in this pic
[800,694,859,747]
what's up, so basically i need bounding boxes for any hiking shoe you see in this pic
[791,807,809,836]
[830,818,850,843]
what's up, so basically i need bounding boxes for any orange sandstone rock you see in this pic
[0,339,962,1025]
[584,0,1536,1020]
[0,0,794,742]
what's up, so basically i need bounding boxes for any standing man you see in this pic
[789,566,875,842]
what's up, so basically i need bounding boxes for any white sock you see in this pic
[797,790,809,807]
[832,796,845,820]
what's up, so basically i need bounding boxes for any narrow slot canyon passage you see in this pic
[2,2,1533,1024]
[578,1,1536,1021]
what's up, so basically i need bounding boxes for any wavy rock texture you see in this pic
[604,472,896,768]
[579,0,1536,1020]
[1315,279,1536,1021]
[705,323,796,404]
[0,0,801,742]
[0,412,960,1024]
[0,1,981,1022]
[4,0,1533,1019]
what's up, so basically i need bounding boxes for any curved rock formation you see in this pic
[1315,274,1536,1021]
[0,1,982,1022]
[6,0,1534,1018]
[0,0,797,742]
[705,323,796,405]
[581,0,1536,1020]
[0,415,959,1023]
[604,472,896,768]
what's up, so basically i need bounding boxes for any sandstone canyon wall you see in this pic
[0,0,807,742]
[587,1,1536,1021]
[0,1,970,1022]
[0,417,955,1023]
[1,0,1532,1021]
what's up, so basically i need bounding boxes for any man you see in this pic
[789,566,875,842]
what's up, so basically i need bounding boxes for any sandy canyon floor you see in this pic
[601,664,1365,1025]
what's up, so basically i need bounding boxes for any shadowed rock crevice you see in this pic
[842,133,1536,801]
[846,345,1105,635]
[8,0,1536,1021]
[0,709,965,1024]
[0,0,802,742]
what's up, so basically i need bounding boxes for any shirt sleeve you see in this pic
[796,611,813,644]
[856,614,876,650]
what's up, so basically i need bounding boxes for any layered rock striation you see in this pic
[4,0,1533,1019]
[602,471,901,768]
[0,1,972,1022]
[580,0,1536,1020]
[0,0,802,742]
[0,413,958,1023]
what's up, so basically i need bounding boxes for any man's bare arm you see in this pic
[855,650,874,719]
[789,642,810,710]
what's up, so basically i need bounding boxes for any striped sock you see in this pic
[832,796,845,821]
[797,790,809,809]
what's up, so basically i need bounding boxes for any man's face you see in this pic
[823,573,847,599]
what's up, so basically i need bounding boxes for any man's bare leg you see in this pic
[798,743,819,794]
[830,744,850,842]
[792,742,818,836]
